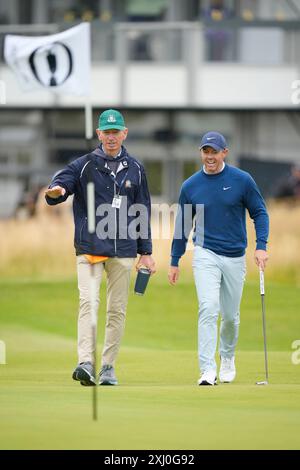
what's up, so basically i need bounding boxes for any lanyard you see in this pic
[109,169,129,196]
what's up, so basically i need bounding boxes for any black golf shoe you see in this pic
[72,362,96,386]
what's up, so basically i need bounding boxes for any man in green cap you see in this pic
[45,109,155,386]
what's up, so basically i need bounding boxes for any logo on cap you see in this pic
[107,115,116,123]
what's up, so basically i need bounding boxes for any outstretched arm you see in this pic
[45,186,66,199]
[45,161,79,205]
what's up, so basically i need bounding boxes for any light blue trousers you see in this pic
[192,246,246,373]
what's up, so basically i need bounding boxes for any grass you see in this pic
[0,276,300,449]
[0,276,299,351]
[1,201,300,284]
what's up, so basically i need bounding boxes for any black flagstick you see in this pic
[85,101,98,420]
[87,163,98,420]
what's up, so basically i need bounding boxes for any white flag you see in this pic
[4,23,91,96]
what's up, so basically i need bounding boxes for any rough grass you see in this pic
[0,277,299,351]
[0,201,300,284]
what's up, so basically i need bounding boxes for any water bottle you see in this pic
[134,268,151,295]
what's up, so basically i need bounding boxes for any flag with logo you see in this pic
[4,23,91,96]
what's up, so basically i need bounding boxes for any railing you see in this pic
[1,20,300,65]
[90,20,300,65]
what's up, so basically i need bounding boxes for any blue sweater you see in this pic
[171,164,269,266]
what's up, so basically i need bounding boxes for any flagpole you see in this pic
[87,174,98,421]
[85,100,93,150]
[84,22,96,421]
[84,97,98,420]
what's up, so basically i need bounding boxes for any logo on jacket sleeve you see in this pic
[125,180,132,188]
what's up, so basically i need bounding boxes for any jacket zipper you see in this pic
[114,182,117,255]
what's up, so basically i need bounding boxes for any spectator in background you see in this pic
[201,0,235,61]
[274,164,300,200]
[15,184,43,219]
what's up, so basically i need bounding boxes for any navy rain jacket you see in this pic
[45,145,152,258]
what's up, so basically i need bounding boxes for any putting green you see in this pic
[0,278,299,449]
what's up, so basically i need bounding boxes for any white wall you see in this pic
[1,62,299,109]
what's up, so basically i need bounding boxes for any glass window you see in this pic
[48,0,105,23]
[127,0,167,18]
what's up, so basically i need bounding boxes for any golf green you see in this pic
[0,277,299,449]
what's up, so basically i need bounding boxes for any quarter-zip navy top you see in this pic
[171,164,269,266]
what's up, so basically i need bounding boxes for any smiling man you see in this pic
[45,109,155,386]
[168,131,269,386]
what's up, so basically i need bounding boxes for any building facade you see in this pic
[0,0,300,216]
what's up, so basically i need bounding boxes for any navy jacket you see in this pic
[45,145,152,258]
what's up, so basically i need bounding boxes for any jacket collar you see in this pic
[91,146,130,175]
[93,144,127,161]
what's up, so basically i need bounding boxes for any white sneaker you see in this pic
[198,370,217,386]
[219,356,236,383]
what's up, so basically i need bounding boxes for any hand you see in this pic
[45,186,66,199]
[168,266,179,285]
[136,255,156,275]
[254,250,269,271]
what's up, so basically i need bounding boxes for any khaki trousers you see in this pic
[76,255,135,366]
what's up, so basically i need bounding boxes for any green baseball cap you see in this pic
[98,109,126,131]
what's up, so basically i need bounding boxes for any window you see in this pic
[127,0,167,20]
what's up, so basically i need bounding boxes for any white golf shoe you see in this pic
[198,370,217,386]
[219,356,236,383]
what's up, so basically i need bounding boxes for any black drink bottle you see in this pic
[134,268,151,295]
